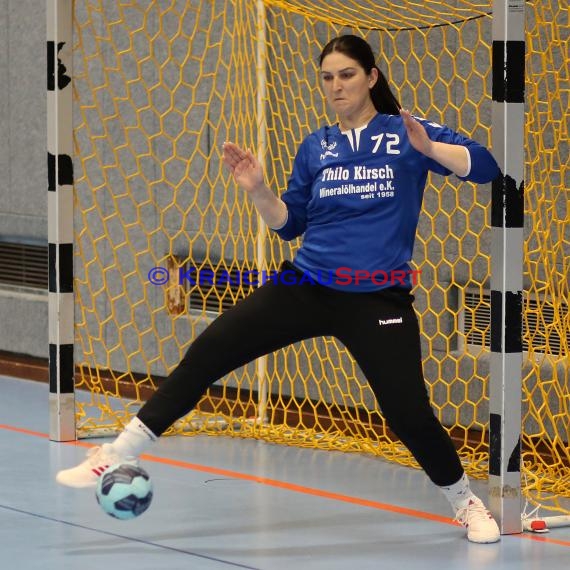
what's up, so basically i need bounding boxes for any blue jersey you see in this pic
[273,112,499,292]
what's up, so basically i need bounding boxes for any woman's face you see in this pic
[320,52,377,122]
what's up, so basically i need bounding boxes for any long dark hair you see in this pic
[319,35,401,115]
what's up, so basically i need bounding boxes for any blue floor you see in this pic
[1,374,569,569]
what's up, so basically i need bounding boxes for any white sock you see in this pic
[438,472,476,511]
[110,417,157,458]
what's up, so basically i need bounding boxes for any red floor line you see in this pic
[2,422,569,546]
[0,424,49,439]
[139,453,457,525]
[518,533,570,548]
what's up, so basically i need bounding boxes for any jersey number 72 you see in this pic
[371,133,400,155]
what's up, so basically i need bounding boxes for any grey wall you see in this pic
[0,0,47,357]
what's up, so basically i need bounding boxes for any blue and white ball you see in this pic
[95,463,153,520]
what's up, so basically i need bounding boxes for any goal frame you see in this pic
[47,0,75,443]
[48,0,566,536]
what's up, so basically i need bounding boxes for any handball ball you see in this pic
[95,463,153,520]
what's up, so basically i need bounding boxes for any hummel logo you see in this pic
[378,317,403,326]
[320,139,339,160]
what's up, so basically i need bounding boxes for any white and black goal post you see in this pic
[47,0,75,442]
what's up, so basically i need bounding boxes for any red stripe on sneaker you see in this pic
[91,465,109,476]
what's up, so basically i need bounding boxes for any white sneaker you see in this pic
[455,497,501,543]
[56,443,137,488]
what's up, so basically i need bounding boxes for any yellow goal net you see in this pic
[71,1,568,514]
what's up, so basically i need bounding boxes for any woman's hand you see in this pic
[222,141,288,229]
[400,109,470,176]
[222,142,265,195]
[400,108,433,157]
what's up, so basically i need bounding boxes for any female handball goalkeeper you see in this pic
[57,34,501,544]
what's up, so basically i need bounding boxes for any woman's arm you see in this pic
[423,142,470,177]
[400,109,500,183]
[248,183,288,230]
[400,109,469,176]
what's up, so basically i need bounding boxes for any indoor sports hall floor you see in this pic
[1,374,569,570]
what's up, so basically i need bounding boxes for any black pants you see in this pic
[138,262,464,487]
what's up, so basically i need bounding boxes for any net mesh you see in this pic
[72,0,569,513]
